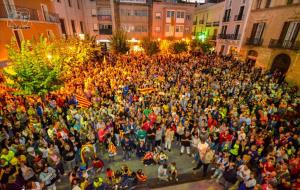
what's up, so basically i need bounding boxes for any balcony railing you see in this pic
[46,12,59,23]
[213,21,219,26]
[0,4,58,23]
[234,14,244,21]
[99,29,113,35]
[98,15,112,21]
[246,38,263,46]
[218,33,241,40]
[206,22,212,27]
[0,4,39,20]
[222,16,230,22]
[268,39,300,50]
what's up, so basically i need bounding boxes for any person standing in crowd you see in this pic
[180,130,192,156]
[164,126,174,152]
[121,136,135,161]
[193,137,210,176]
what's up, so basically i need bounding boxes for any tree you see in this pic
[4,36,63,96]
[110,29,129,54]
[170,41,188,54]
[141,37,160,56]
[190,39,213,53]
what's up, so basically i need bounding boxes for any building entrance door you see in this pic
[270,54,291,74]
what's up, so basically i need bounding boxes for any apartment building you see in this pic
[192,1,225,43]
[53,0,86,37]
[152,1,195,40]
[116,0,150,40]
[0,0,60,63]
[240,0,300,86]
[216,0,253,55]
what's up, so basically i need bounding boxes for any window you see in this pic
[77,0,80,9]
[166,25,170,32]
[93,24,98,31]
[3,0,16,18]
[250,23,265,41]
[41,4,49,21]
[91,9,97,16]
[256,0,262,9]
[234,25,240,39]
[47,30,55,40]
[57,0,61,2]
[176,11,184,19]
[99,24,112,34]
[265,0,271,8]
[185,27,190,33]
[175,25,184,33]
[223,9,231,22]
[134,10,148,17]
[287,0,293,5]
[279,21,300,43]
[59,18,66,35]
[221,25,227,35]
[13,30,23,49]
[155,26,161,32]
[186,14,190,20]
[80,21,84,33]
[71,20,76,34]
[155,12,161,19]
[68,0,72,7]
[238,6,244,19]
[167,11,175,18]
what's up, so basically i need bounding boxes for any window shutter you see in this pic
[250,23,258,39]
[279,22,290,42]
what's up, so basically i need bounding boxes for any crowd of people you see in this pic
[0,52,299,190]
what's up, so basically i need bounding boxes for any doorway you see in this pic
[270,54,291,74]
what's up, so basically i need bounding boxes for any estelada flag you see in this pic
[75,94,92,108]
[138,88,156,94]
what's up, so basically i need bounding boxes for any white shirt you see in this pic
[197,142,209,159]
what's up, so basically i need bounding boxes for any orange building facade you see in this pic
[152,2,195,40]
[0,0,61,65]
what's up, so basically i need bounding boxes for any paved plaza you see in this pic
[56,143,210,190]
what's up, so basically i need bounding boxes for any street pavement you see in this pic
[153,180,223,190]
[57,143,216,190]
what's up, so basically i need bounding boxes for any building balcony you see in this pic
[212,21,219,26]
[234,14,244,21]
[268,39,300,50]
[206,22,212,27]
[246,38,263,46]
[222,16,230,22]
[0,4,59,23]
[46,12,59,23]
[98,15,112,21]
[0,4,39,20]
[99,29,113,35]
[218,33,241,40]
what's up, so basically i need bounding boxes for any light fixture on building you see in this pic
[79,33,85,40]
[128,38,139,43]
[132,45,143,52]
[47,54,52,60]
